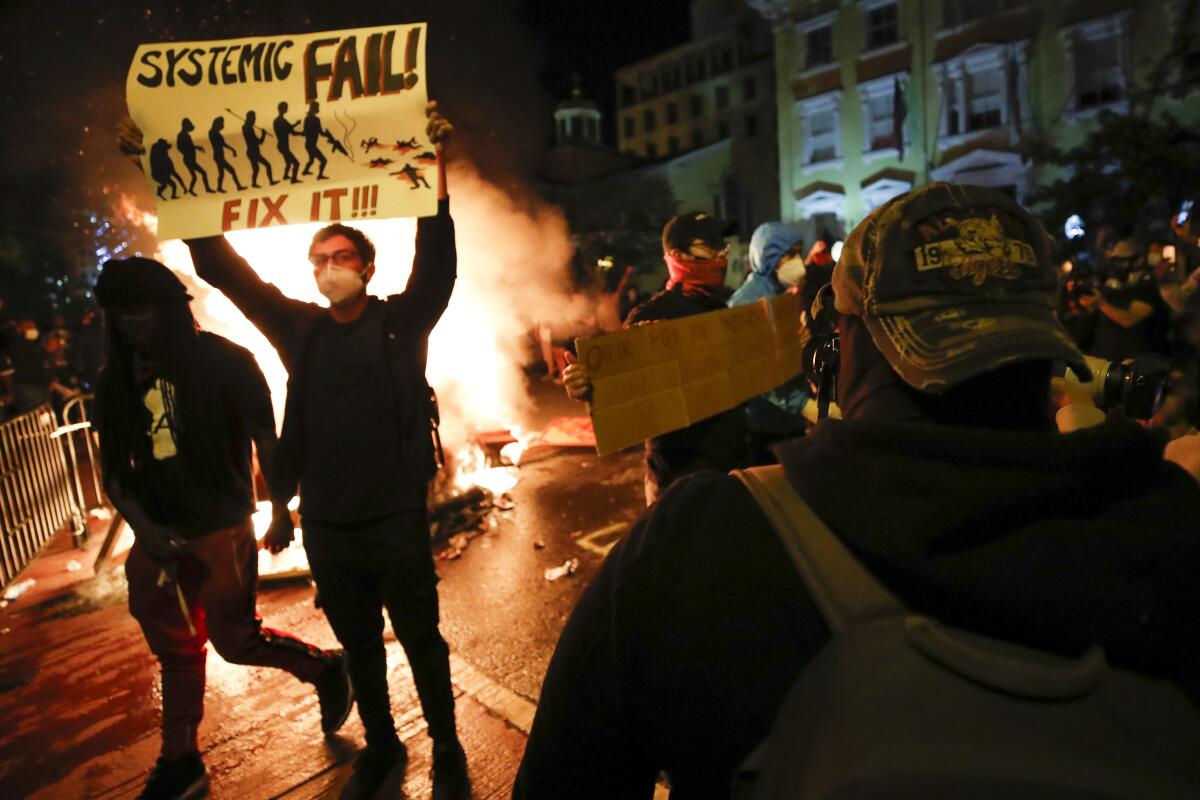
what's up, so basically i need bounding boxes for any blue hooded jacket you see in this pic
[729,222,804,307]
[728,222,809,433]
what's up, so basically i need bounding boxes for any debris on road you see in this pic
[1,578,37,606]
[493,494,515,511]
[88,507,114,522]
[66,560,82,573]
[543,558,579,582]
[438,533,471,560]
[533,539,546,549]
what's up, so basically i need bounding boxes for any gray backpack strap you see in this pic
[733,465,904,633]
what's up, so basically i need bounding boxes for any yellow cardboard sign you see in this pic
[126,24,435,240]
[578,293,805,455]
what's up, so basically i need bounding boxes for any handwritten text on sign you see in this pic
[577,293,805,456]
[127,24,435,239]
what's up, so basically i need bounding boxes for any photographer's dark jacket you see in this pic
[186,198,455,520]
[516,419,1200,799]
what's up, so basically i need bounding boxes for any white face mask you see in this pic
[777,256,807,287]
[23,328,39,341]
[316,267,365,306]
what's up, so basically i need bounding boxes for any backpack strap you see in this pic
[733,465,904,634]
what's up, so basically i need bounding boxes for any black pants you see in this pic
[303,509,456,747]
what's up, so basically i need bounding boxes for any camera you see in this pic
[1064,354,1172,421]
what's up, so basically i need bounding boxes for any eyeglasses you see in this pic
[309,249,361,270]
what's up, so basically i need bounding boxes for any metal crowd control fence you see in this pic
[0,399,100,590]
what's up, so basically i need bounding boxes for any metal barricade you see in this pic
[0,404,88,589]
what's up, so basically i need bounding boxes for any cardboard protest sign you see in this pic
[577,293,805,455]
[126,24,435,239]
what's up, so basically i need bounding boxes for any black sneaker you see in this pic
[137,751,208,800]
[315,652,354,735]
[342,738,407,799]
[432,740,471,800]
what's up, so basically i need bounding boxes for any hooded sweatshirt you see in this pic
[728,222,802,307]
[729,223,809,434]
[516,418,1200,800]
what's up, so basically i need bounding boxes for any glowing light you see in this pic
[1064,214,1085,240]
[830,240,844,262]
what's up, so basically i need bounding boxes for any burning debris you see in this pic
[543,558,579,582]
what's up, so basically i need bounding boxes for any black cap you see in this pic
[95,257,192,309]
[833,182,1090,393]
[662,211,733,253]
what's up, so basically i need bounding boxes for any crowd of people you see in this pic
[54,93,1200,800]
[0,310,105,422]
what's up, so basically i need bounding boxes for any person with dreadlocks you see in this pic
[117,100,469,800]
[94,258,354,800]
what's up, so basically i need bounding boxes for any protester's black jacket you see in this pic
[186,198,455,505]
[514,419,1200,800]
[624,283,746,491]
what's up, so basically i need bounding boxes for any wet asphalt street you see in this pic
[0,377,649,799]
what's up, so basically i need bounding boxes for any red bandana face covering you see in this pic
[664,252,727,290]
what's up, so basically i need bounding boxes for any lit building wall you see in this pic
[750,0,1200,243]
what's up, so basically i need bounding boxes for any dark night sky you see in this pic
[0,0,693,313]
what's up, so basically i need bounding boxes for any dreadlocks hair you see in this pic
[95,297,236,511]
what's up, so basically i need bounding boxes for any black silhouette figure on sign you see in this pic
[240,110,278,188]
[274,102,301,184]
[208,117,245,192]
[176,118,212,195]
[369,157,394,167]
[361,137,381,153]
[414,151,437,162]
[394,137,419,151]
[393,163,430,190]
[149,139,185,200]
[301,101,329,180]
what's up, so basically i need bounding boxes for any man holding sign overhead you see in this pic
[121,23,469,799]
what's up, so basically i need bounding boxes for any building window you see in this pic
[686,53,708,83]
[966,68,1003,130]
[623,116,635,139]
[692,129,704,148]
[744,113,759,137]
[667,102,679,125]
[806,25,834,68]
[646,141,658,158]
[668,135,680,154]
[866,2,900,50]
[585,117,597,141]
[639,71,659,99]
[716,85,730,110]
[620,83,637,107]
[860,76,905,152]
[943,0,1022,28]
[690,94,705,118]
[711,44,733,75]
[809,109,837,162]
[661,63,682,92]
[644,109,657,133]
[1074,30,1124,108]
[718,120,731,139]
[743,76,757,102]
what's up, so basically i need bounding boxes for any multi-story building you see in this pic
[750,0,1200,242]
[614,0,779,239]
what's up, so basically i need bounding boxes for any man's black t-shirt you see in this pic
[299,313,423,522]
[137,333,263,538]
[1092,271,1163,361]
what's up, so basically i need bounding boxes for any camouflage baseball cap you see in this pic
[833,182,1090,393]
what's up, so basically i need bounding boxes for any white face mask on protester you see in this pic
[316,267,366,306]
[23,327,39,341]
[777,256,807,287]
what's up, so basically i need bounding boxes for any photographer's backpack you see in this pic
[730,465,1200,800]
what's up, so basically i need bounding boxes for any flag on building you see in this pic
[892,76,907,161]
